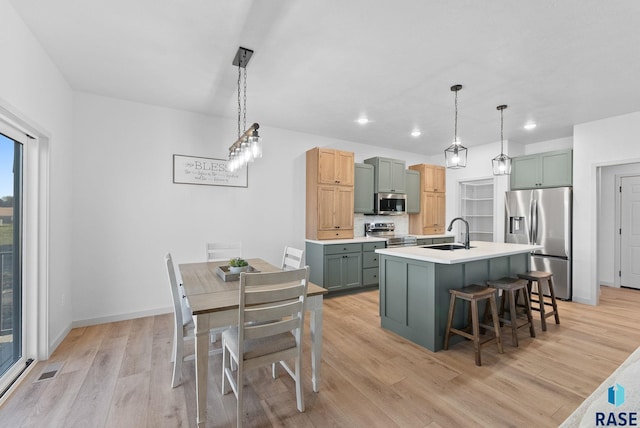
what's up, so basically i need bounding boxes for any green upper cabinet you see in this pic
[354,163,374,214]
[406,169,420,214]
[364,157,406,193]
[510,149,573,190]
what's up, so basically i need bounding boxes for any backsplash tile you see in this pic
[355,214,409,237]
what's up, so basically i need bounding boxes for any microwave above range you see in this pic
[374,193,406,215]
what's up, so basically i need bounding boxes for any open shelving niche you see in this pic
[459,178,495,243]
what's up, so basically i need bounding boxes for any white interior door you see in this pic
[620,176,640,289]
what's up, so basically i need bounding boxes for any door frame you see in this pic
[0,102,50,401]
[614,173,640,288]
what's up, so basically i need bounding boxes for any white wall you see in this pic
[70,92,434,324]
[598,163,640,286]
[441,141,510,242]
[524,137,573,154]
[0,0,74,355]
[574,111,640,304]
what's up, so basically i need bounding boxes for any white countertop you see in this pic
[375,241,543,264]
[306,233,454,245]
[306,236,387,245]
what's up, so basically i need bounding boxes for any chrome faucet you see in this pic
[447,217,470,249]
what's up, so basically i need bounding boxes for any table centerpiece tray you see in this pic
[216,265,260,282]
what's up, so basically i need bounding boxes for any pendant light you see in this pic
[492,105,511,175]
[444,84,468,169]
[228,47,262,172]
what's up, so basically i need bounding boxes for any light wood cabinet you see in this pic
[318,148,354,186]
[421,164,445,193]
[307,147,355,240]
[408,163,447,235]
[419,192,445,235]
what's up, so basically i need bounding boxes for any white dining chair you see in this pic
[165,252,228,388]
[281,246,304,270]
[221,267,309,427]
[206,241,242,262]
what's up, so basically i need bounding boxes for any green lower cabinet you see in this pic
[306,240,384,293]
[362,267,379,286]
[362,241,385,287]
[324,253,361,291]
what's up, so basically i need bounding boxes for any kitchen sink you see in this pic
[421,244,474,251]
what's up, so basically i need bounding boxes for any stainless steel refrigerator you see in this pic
[505,187,572,300]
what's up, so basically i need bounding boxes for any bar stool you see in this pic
[517,271,560,331]
[486,277,535,347]
[444,284,503,366]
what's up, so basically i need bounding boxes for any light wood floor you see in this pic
[2,286,640,427]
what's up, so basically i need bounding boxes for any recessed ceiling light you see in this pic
[524,122,537,130]
[356,117,370,125]
[411,129,421,137]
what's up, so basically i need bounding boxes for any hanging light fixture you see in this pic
[228,47,262,172]
[444,84,467,169]
[492,104,512,175]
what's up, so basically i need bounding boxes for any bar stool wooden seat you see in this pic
[444,284,503,366]
[486,277,535,347]
[517,271,560,331]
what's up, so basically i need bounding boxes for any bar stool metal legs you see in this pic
[444,284,503,366]
[518,271,560,331]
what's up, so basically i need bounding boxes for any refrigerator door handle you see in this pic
[532,199,538,244]
[528,199,534,243]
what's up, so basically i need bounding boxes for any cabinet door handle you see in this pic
[373,258,377,262]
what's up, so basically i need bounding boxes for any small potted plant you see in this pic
[228,257,249,274]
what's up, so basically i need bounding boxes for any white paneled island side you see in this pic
[375,241,543,352]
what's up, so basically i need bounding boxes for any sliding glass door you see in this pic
[0,132,22,383]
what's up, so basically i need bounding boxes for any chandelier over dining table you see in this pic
[228,46,262,172]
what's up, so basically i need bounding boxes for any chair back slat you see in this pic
[206,241,242,262]
[282,246,304,270]
[245,284,305,306]
[244,318,299,340]
[244,299,303,324]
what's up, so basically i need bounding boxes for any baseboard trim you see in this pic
[71,306,173,329]
[48,324,72,358]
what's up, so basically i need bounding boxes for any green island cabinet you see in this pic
[354,163,374,214]
[364,157,406,193]
[378,251,530,351]
[306,240,385,292]
[510,149,573,189]
[405,169,421,214]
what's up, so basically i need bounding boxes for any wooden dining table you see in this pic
[179,258,328,428]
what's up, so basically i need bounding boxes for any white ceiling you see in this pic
[10,0,640,155]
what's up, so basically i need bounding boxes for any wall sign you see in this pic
[173,154,248,187]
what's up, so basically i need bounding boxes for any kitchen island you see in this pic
[375,241,542,352]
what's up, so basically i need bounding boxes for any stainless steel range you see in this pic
[365,222,417,247]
